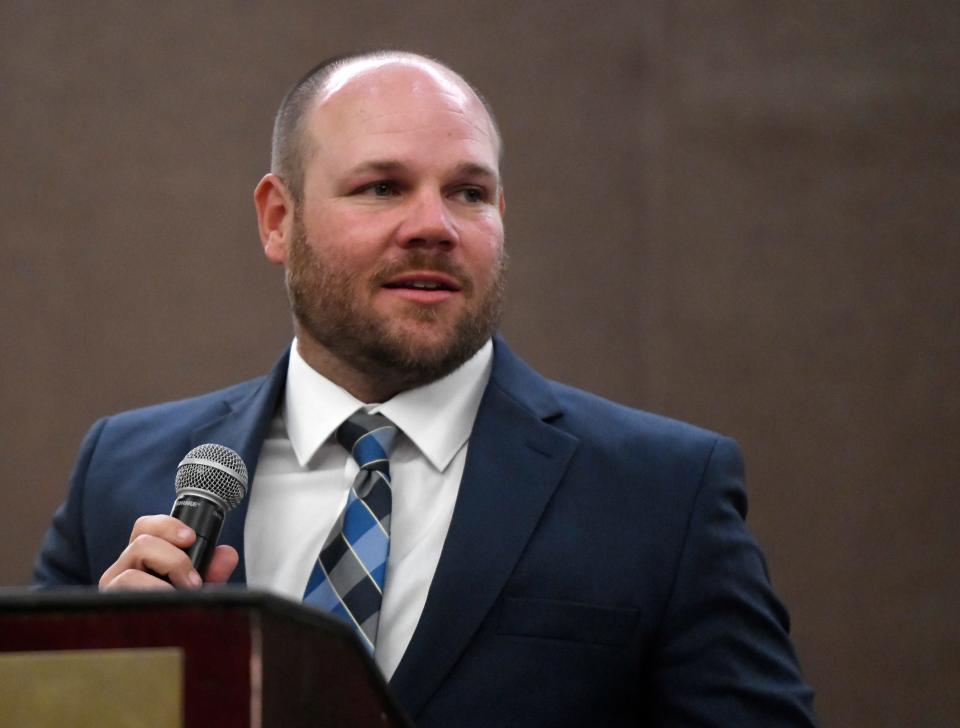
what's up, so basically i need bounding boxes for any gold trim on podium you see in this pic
[0,647,183,727]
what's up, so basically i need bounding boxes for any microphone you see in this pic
[171,443,248,575]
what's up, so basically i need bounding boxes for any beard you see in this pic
[285,217,506,397]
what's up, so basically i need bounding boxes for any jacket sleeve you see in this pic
[33,418,108,587]
[651,435,817,726]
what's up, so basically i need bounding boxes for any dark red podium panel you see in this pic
[0,588,412,727]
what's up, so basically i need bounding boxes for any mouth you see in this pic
[378,271,464,307]
[381,272,463,293]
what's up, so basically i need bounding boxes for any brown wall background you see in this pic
[2,2,957,725]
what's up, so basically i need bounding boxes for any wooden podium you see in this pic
[0,588,413,727]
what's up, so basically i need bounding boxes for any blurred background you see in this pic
[1,1,957,725]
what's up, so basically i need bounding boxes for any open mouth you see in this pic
[381,274,462,293]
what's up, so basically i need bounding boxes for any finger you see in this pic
[203,545,239,584]
[100,567,176,592]
[129,514,197,548]
[99,532,202,590]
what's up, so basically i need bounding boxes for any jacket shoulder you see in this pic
[490,337,727,453]
[546,379,729,453]
[99,376,269,438]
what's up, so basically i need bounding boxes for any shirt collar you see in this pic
[283,339,493,471]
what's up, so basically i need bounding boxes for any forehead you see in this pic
[304,59,500,169]
[320,57,474,109]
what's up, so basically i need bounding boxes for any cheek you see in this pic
[466,221,505,274]
[304,213,384,266]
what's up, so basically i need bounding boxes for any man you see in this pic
[35,51,816,725]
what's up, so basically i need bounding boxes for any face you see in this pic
[281,61,506,397]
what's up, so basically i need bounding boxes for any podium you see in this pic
[0,588,413,727]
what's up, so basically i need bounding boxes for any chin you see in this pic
[361,320,485,385]
[380,329,465,367]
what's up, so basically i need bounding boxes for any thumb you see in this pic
[203,544,239,584]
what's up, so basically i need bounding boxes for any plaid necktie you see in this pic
[302,412,398,651]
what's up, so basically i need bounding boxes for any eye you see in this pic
[453,186,488,204]
[359,181,400,197]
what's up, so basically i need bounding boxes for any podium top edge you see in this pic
[0,586,344,632]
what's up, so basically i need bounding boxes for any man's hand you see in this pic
[99,514,239,591]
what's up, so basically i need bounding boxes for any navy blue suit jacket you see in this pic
[36,338,815,726]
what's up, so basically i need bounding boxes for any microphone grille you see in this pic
[175,443,248,510]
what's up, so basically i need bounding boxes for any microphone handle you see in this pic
[170,494,225,575]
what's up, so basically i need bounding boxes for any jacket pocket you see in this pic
[497,596,639,646]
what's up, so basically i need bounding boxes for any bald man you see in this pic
[35,51,817,726]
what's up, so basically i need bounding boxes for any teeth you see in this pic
[409,281,441,289]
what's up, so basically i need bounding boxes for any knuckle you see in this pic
[131,533,154,549]
[131,514,171,538]
[100,569,132,591]
[132,514,155,531]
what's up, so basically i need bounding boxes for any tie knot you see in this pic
[336,412,397,471]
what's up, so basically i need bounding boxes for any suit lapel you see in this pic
[189,350,289,584]
[389,340,579,717]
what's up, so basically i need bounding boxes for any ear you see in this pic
[498,187,506,216]
[254,173,296,265]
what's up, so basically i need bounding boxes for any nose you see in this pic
[396,189,459,251]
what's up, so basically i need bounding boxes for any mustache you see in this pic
[370,252,474,294]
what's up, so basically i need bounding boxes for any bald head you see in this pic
[270,51,501,203]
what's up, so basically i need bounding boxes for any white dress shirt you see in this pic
[244,339,493,678]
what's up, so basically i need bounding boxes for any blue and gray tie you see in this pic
[303,412,398,651]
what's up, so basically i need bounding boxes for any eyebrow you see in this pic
[346,159,499,184]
